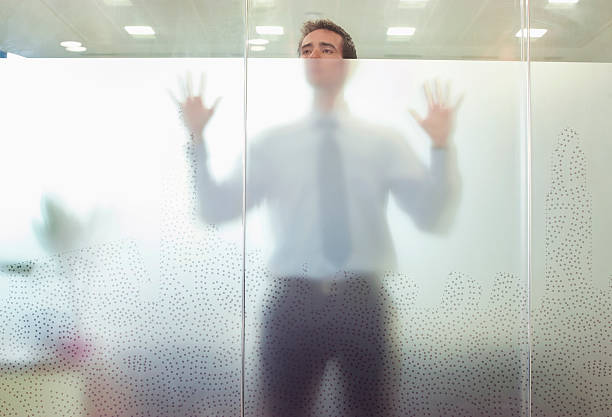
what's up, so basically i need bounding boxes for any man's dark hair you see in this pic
[298,19,357,59]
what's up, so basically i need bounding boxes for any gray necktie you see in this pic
[317,116,351,268]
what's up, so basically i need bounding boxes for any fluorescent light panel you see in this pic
[548,0,579,3]
[66,46,87,52]
[250,46,266,52]
[255,26,284,35]
[60,41,82,48]
[124,25,155,35]
[515,28,548,38]
[387,27,416,36]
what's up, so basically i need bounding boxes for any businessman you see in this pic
[177,19,461,416]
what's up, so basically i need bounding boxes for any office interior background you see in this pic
[1,0,611,416]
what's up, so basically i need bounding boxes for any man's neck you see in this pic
[313,88,343,113]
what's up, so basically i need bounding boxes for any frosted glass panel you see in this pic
[530,1,612,415]
[243,1,528,415]
[10,0,612,416]
[530,64,612,417]
[243,57,528,416]
[0,59,245,416]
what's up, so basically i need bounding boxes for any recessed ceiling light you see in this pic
[387,27,416,36]
[103,0,133,5]
[548,0,579,3]
[250,46,266,52]
[66,46,87,52]
[60,41,82,48]
[124,26,155,36]
[248,38,270,45]
[515,28,548,38]
[255,26,284,35]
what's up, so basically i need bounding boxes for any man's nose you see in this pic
[310,48,321,58]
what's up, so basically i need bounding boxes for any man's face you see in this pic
[300,29,348,90]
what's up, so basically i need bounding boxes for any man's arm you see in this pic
[390,80,463,232]
[173,73,246,224]
[186,135,244,224]
[388,142,461,233]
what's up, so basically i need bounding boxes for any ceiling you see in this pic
[0,0,610,61]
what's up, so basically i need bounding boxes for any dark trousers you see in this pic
[258,274,392,417]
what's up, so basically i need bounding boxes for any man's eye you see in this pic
[323,49,333,54]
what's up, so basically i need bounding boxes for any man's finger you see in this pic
[199,73,207,97]
[434,78,442,105]
[167,89,181,106]
[408,108,423,124]
[179,76,188,102]
[186,71,193,98]
[444,81,451,105]
[423,82,434,109]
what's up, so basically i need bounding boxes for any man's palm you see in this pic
[171,72,220,139]
[410,80,463,148]
[182,96,218,138]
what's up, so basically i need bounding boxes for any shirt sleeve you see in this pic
[186,137,268,224]
[385,133,461,234]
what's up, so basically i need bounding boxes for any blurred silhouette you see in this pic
[33,194,108,254]
[1,195,99,366]
[31,195,95,362]
[175,19,462,417]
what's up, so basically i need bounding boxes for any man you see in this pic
[178,19,461,416]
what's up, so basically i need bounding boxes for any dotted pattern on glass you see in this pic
[244,271,530,416]
[1,128,610,416]
[0,141,243,416]
[532,128,612,417]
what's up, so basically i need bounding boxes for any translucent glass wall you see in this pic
[243,1,528,416]
[0,0,610,416]
[0,1,246,416]
[530,1,612,416]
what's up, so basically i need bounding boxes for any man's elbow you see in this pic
[414,187,462,234]
[197,202,241,225]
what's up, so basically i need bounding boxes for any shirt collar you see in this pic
[309,99,350,126]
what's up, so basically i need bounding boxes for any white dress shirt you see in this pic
[191,105,460,279]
